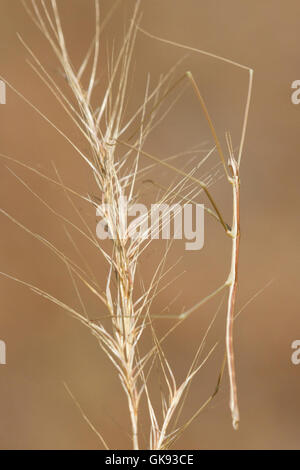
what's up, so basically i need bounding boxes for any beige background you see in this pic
[0,0,299,449]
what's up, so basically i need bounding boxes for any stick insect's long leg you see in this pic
[118,139,230,234]
[137,26,254,167]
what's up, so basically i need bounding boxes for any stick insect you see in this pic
[120,27,253,431]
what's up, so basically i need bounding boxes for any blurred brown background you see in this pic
[0,0,299,449]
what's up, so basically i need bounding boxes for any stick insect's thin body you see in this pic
[226,153,240,430]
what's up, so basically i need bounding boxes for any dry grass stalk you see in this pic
[0,0,253,448]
